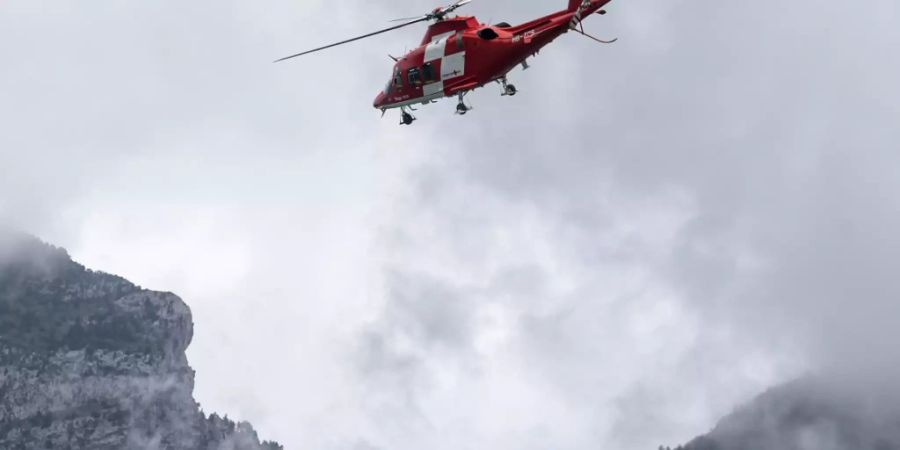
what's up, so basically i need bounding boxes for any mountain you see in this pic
[0,230,281,450]
[664,376,900,450]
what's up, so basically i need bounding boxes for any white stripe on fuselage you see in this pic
[424,33,453,62]
[440,51,466,79]
[381,33,465,111]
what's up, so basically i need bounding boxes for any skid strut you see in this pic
[499,77,517,96]
[455,92,471,115]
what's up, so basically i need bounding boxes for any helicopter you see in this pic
[276,0,616,125]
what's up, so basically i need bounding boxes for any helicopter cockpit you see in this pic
[384,66,401,95]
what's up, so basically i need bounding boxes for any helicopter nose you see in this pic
[373,92,386,109]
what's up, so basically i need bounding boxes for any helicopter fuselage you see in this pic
[373,0,612,111]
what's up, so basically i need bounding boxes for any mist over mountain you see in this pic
[660,376,900,450]
[0,230,281,449]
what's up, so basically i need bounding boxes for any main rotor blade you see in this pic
[389,15,426,23]
[274,17,427,63]
[438,0,472,17]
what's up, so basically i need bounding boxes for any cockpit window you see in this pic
[385,67,401,94]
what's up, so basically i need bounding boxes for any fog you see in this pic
[2,0,899,448]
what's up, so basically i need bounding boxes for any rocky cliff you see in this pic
[0,230,281,450]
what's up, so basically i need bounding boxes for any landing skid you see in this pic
[388,81,518,123]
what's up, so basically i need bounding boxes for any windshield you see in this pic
[384,66,401,95]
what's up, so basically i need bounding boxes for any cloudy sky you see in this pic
[2,0,900,449]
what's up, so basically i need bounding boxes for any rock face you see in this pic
[670,377,900,450]
[0,231,281,450]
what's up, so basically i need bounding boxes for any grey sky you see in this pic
[2,0,900,449]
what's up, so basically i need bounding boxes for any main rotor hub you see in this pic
[429,6,450,21]
[426,0,471,22]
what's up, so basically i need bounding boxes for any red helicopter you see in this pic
[276,0,616,125]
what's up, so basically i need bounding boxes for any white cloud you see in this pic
[3,0,900,448]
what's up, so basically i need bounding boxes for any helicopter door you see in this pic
[407,68,422,89]
[422,62,436,83]
[441,52,465,80]
[421,62,444,97]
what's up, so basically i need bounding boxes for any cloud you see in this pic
[352,0,900,448]
[3,0,900,449]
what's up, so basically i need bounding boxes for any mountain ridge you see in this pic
[663,376,900,450]
[0,230,282,450]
